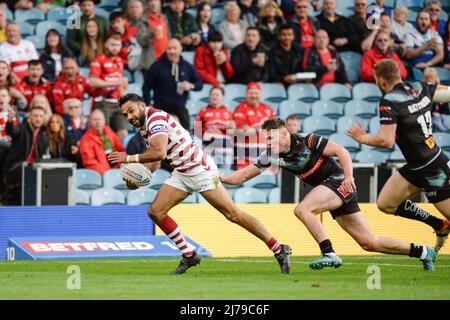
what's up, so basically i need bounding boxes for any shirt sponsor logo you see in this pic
[150,124,167,135]
[21,241,155,253]
[407,96,431,113]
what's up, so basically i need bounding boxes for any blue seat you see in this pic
[36,21,67,38]
[389,149,405,161]
[352,83,382,102]
[91,188,126,205]
[320,83,352,103]
[311,100,344,119]
[123,69,133,83]
[341,51,361,71]
[190,84,212,103]
[185,7,197,18]
[410,67,423,81]
[127,188,157,205]
[47,7,71,24]
[233,187,268,203]
[75,189,90,205]
[243,173,277,188]
[186,100,205,117]
[211,8,225,26]
[76,169,102,189]
[15,8,45,25]
[344,100,378,119]
[224,99,241,112]
[25,35,45,51]
[262,99,279,115]
[99,0,121,11]
[133,71,144,84]
[82,97,92,116]
[261,83,287,103]
[20,22,35,37]
[149,169,171,190]
[122,132,135,147]
[336,116,369,133]
[126,83,143,96]
[442,0,450,11]
[181,51,195,65]
[287,83,319,103]
[434,133,450,151]
[302,116,336,136]
[355,150,389,163]
[5,8,13,21]
[79,67,90,78]
[182,193,197,203]
[95,8,110,20]
[396,0,424,11]
[329,133,361,153]
[103,169,127,190]
[267,187,281,203]
[336,0,354,10]
[224,84,246,102]
[279,100,311,120]
[435,67,450,85]
[407,10,418,23]
[369,117,380,134]
[346,68,360,83]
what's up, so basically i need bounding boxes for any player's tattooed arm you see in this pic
[347,123,396,149]
[433,85,450,104]
[220,164,262,185]
[323,140,356,193]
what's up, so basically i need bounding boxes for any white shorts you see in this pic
[164,157,220,193]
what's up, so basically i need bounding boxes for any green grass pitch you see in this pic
[1,256,450,300]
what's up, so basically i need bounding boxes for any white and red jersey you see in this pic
[53,74,94,115]
[89,53,124,100]
[0,110,17,143]
[140,106,210,174]
[0,40,38,80]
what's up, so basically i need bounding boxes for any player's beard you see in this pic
[137,110,146,127]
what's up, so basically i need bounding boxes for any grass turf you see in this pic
[0,255,450,300]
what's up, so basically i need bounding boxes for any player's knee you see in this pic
[147,206,166,223]
[376,200,396,215]
[358,238,377,252]
[294,206,310,221]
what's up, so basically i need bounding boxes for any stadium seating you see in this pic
[94,8,110,20]
[407,10,418,24]
[352,83,382,102]
[125,83,143,96]
[320,83,352,103]
[435,68,450,85]
[369,117,380,134]
[25,35,45,51]
[82,97,93,116]
[186,99,205,116]
[5,8,13,21]
[190,84,212,103]
[355,150,390,163]
[79,67,90,78]
[211,8,225,26]
[442,0,450,12]
[75,189,90,205]
[302,116,336,136]
[267,187,281,204]
[279,100,311,120]
[224,100,241,112]
[99,0,121,11]
[341,51,362,83]
[233,187,268,203]
[20,22,35,38]
[123,69,133,83]
[261,83,287,103]
[15,8,45,25]
[185,7,197,18]
[103,169,127,190]
[434,132,450,151]
[311,100,344,119]
[287,83,320,103]
[243,173,277,189]
[36,21,67,38]
[329,133,361,153]
[396,0,425,11]
[126,188,157,206]
[336,116,368,134]
[225,84,247,102]
[133,71,144,84]
[389,149,405,161]
[344,100,378,119]
[47,7,72,24]
[149,169,171,190]
[76,169,102,190]
[181,51,195,65]
[122,132,134,148]
[91,188,126,205]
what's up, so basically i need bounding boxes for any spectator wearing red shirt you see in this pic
[0,87,16,197]
[53,58,94,116]
[20,60,53,111]
[233,82,274,169]
[303,30,351,88]
[195,86,234,166]
[194,31,234,87]
[147,0,171,62]
[79,109,124,175]
[0,60,27,110]
[361,31,407,83]
[287,0,320,49]
[89,35,129,139]
[109,11,137,66]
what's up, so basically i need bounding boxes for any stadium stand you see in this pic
[127,188,158,206]
[233,187,268,204]
[91,188,126,206]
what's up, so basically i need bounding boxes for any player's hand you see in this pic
[346,123,366,144]
[124,178,139,190]
[341,176,356,194]
[108,151,127,164]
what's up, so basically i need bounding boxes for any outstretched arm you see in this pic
[433,85,450,103]
[347,123,397,149]
[220,164,262,185]
[322,140,356,193]
[108,134,168,164]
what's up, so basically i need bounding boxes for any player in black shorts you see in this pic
[221,117,436,271]
[348,59,450,257]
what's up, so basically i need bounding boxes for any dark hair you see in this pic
[262,117,286,130]
[374,59,401,83]
[109,11,124,23]
[286,115,299,122]
[28,59,43,67]
[380,12,391,19]
[44,29,65,55]
[196,1,212,25]
[106,34,122,42]
[246,26,260,35]
[118,93,145,107]
[278,23,294,34]
[209,85,225,96]
[208,31,223,43]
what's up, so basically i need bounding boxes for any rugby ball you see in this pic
[120,163,153,187]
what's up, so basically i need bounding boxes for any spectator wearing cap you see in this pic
[287,0,320,49]
[303,29,352,88]
[256,1,285,50]
[67,0,109,56]
[267,23,304,87]
[230,27,268,84]
[233,82,274,169]
[194,31,234,87]
[219,1,249,51]
[142,38,203,130]
[164,0,200,51]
